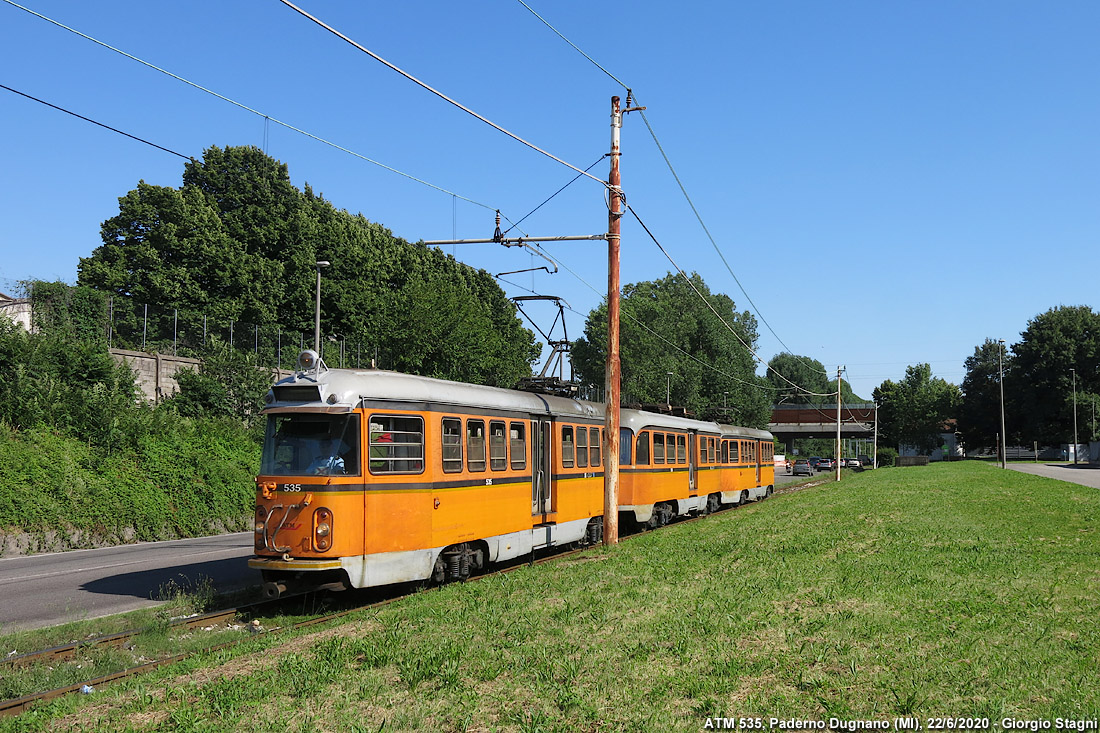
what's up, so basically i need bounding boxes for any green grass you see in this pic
[6,461,1100,731]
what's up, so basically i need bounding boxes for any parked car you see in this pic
[817,458,835,471]
[792,458,813,476]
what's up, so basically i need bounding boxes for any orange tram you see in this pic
[250,351,775,598]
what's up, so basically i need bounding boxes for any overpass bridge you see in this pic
[769,403,876,452]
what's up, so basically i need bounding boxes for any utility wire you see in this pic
[1,83,189,159]
[276,0,608,189]
[628,204,834,398]
[514,0,828,380]
[3,0,516,223]
[504,155,608,236]
[529,244,783,393]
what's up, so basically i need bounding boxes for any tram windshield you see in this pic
[261,414,361,477]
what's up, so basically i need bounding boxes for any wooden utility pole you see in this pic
[604,96,623,545]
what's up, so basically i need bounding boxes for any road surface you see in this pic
[1007,462,1100,489]
[0,532,256,633]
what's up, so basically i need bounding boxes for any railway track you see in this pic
[0,490,795,718]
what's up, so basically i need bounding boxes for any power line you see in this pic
[3,0,517,223]
[276,0,608,189]
[1,83,189,159]
[529,244,784,393]
[514,1,825,379]
[628,204,834,398]
[504,155,608,236]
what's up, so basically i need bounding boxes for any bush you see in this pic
[0,314,261,548]
[875,446,899,468]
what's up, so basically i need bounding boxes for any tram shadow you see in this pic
[81,556,257,601]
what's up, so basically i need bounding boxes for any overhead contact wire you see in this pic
[2,0,511,219]
[514,0,827,379]
[628,205,834,398]
[530,244,782,392]
[504,155,608,236]
[0,83,189,159]
[276,0,608,189]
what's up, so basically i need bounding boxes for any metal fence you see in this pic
[4,279,379,372]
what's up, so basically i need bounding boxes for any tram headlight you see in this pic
[312,507,333,552]
[255,505,267,533]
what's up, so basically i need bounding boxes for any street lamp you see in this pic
[314,260,330,353]
[998,339,1006,470]
[1071,367,1079,465]
[666,371,673,407]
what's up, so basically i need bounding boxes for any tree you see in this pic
[873,364,960,454]
[165,341,273,429]
[571,272,771,428]
[78,145,538,388]
[958,338,1012,450]
[1008,305,1100,444]
[766,353,830,403]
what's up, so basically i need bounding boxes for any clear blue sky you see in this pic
[2,1,1097,401]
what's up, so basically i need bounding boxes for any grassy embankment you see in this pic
[0,420,258,554]
[7,461,1100,731]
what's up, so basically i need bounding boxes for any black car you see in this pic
[808,456,822,470]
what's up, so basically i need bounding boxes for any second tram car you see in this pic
[250,352,775,597]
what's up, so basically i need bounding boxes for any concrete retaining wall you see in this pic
[110,348,295,402]
[109,349,202,402]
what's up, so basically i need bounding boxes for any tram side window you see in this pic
[591,427,601,467]
[708,437,716,463]
[762,442,773,462]
[721,440,729,464]
[368,415,424,474]
[699,439,708,464]
[576,426,588,468]
[442,418,462,473]
[636,432,650,465]
[730,440,740,464]
[510,422,526,470]
[748,441,756,463]
[467,419,486,472]
[653,432,665,464]
[676,434,686,464]
[562,426,575,468]
[489,421,507,471]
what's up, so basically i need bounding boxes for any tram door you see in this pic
[531,420,552,515]
[755,441,761,486]
[687,433,697,492]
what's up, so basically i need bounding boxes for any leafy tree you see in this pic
[571,272,771,428]
[165,341,273,429]
[0,318,138,453]
[958,338,1012,450]
[1008,305,1100,444]
[766,353,830,403]
[873,364,960,454]
[78,145,538,388]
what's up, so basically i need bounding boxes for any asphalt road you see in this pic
[0,532,257,633]
[1006,461,1100,489]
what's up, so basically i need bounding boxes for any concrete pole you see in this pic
[603,96,623,546]
[1072,368,1079,464]
[836,366,842,482]
[998,339,1007,469]
[873,402,879,469]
